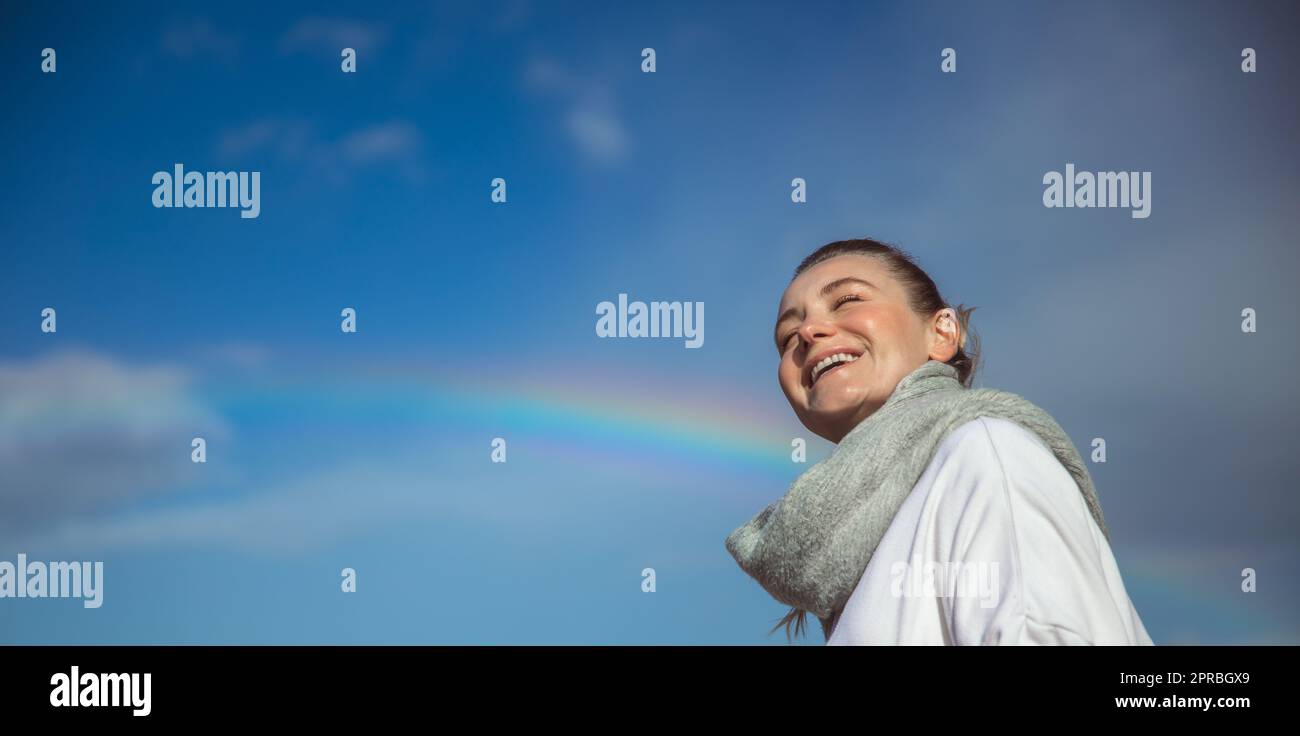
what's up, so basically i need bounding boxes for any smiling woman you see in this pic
[727,237,1152,646]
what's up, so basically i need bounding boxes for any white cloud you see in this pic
[20,463,441,555]
[215,118,423,182]
[279,17,390,56]
[13,445,629,556]
[0,350,229,528]
[525,56,629,165]
[191,342,273,372]
[565,105,627,164]
[337,121,422,165]
[215,119,295,158]
[160,18,240,61]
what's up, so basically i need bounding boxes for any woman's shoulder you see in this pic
[924,415,1093,531]
[930,415,1060,481]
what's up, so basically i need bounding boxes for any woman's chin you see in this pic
[802,400,860,432]
[806,387,857,414]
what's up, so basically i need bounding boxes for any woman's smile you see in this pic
[806,347,864,387]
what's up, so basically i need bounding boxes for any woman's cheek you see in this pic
[779,360,799,395]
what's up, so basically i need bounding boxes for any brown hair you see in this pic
[772,236,981,642]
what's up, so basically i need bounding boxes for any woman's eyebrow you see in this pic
[819,276,876,296]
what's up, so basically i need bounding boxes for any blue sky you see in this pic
[1,0,1297,643]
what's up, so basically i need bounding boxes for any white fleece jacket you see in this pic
[826,415,1153,645]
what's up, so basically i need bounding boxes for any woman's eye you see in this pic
[835,294,863,308]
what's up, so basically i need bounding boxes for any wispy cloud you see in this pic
[215,118,424,183]
[0,350,229,529]
[18,462,437,555]
[564,107,627,164]
[525,56,629,165]
[160,17,241,62]
[336,121,421,165]
[13,439,636,556]
[190,342,274,372]
[279,17,389,56]
[214,119,308,159]
[492,0,534,34]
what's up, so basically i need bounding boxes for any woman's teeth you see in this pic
[811,353,859,384]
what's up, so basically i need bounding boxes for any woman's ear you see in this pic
[927,308,960,362]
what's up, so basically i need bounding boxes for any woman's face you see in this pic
[774,254,958,443]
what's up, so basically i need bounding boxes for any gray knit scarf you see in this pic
[724,359,1108,640]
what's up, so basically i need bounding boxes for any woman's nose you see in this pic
[797,317,836,345]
